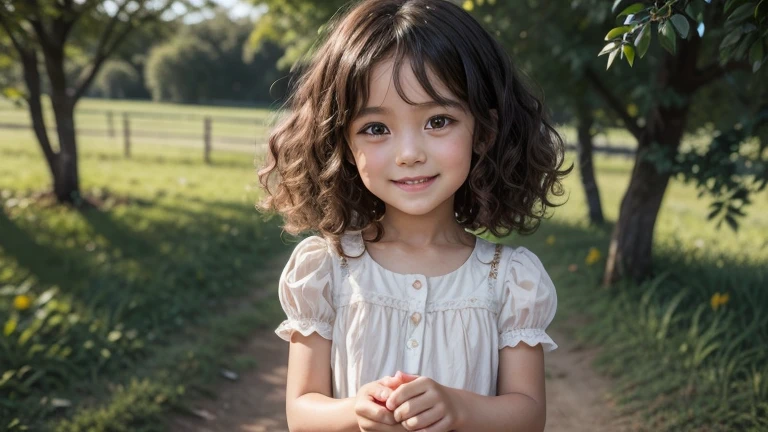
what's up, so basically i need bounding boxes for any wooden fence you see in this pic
[0,107,267,163]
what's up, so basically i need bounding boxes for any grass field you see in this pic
[1,98,766,431]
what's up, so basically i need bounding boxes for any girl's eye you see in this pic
[425,116,453,130]
[361,123,389,136]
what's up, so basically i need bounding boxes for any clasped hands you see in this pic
[354,370,463,432]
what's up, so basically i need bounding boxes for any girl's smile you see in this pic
[391,174,438,192]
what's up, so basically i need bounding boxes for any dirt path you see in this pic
[168,324,633,432]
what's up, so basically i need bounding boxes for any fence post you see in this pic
[204,116,212,164]
[122,112,131,158]
[107,111,115,138]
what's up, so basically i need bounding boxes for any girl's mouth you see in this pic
[391,175,438,191]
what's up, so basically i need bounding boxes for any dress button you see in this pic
[410,312,422,326]
[408,338,419,348]
[412,280,422,290]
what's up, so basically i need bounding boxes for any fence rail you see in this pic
[0,108,267,161]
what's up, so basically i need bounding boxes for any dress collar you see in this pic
[341,231,497,264]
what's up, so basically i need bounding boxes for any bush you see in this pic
[92,60,143,99]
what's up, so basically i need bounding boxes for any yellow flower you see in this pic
[13,295,32,311]
[710,292,730,311]
[462,0,474,11]
[585,248,602,265]
[546,235,556,245]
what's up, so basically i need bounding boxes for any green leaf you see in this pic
[670,14,690,38]
[618,2,645,17]
[605,25,633,40]
[623,44,636,66]
[721,28,744,49]
[635,23,651,58]
[749,39,764,67]
[724,214,739,232]
[725,0,743,13]
[659,21,677,54]
[599,41,620,56]
[607,47,620,69]
[3,319,17,336]
[734,32,757,58]
[727,3,757,26]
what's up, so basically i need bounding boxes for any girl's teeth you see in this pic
[403,178,430,184]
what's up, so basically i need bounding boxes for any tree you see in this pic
[595,0,768,284]
[0,0,199,203]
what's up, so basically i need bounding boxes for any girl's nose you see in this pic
[395,135,426,166]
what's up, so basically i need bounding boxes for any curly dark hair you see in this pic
[258,0,571,257]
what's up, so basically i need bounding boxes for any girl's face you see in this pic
[347,57,474,218]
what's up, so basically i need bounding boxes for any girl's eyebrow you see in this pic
[355,99,463,119]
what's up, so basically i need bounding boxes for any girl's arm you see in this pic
[285,332,360,432]
[453,343,547,431]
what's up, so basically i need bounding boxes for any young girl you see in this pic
[259,0,570,430]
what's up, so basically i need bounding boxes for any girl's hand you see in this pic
[385,373,465,432]
[355,378,408,431]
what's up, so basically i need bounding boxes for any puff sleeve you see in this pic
[497,247,558,352]
[274,236,336,341]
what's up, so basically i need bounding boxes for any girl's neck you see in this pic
[366,197,473,247]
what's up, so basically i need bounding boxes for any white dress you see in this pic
[275,231,558,398]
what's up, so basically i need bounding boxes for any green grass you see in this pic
[1,98,767,431]
[0,103,294,430]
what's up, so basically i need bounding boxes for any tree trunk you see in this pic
[603,36,701,285]
[19,49,60,184]
[575,107,604,225]
[42,40,81,203]
[52,102,80,203]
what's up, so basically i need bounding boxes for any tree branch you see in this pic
[73,0,174,102]
[0,12,26,55]
[20,48,58,170]
[583,67,644,141]
[27,0,57,54]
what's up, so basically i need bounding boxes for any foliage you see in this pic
[248,0,350,70]
[145,12,284,104]
[602,0,768,71]
[92,60,143,99]
[145,38,219,103]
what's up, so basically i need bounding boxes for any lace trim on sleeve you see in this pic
[499,328,558,352]
[275,318,333,341]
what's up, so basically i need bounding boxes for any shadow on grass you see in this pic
[0,208,90,290]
